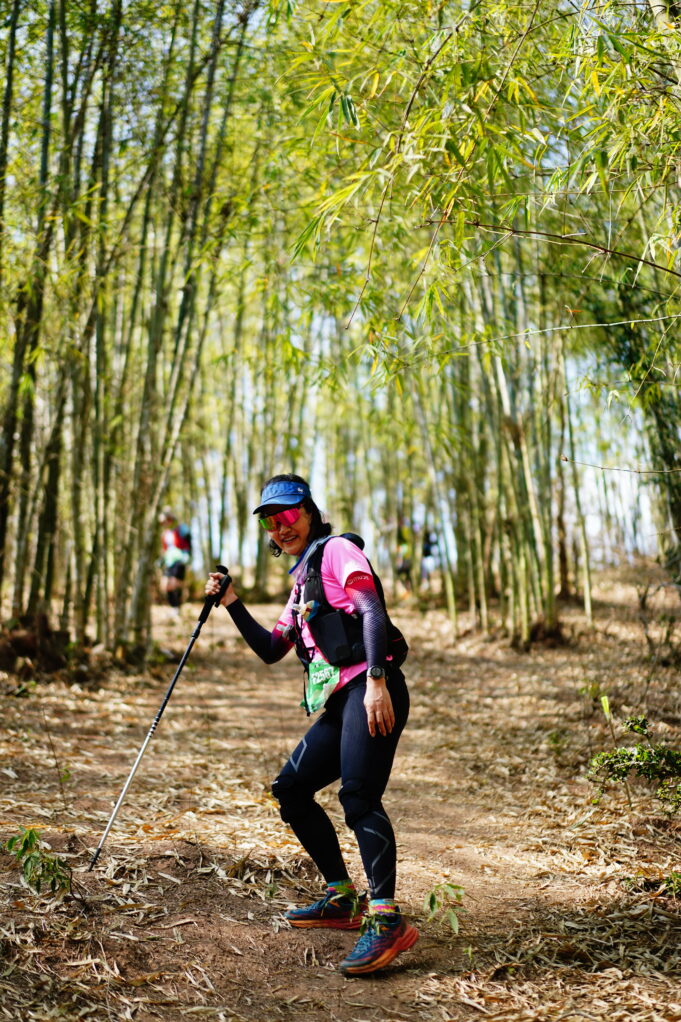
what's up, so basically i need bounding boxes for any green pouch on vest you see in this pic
[302,660,341,713]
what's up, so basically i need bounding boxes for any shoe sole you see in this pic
[287,916,364,930]
[340,924,419,975]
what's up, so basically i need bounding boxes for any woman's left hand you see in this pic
[364,679,395,737]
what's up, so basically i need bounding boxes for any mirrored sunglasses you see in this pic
[258,507,302,532]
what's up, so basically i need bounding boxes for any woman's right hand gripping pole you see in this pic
[205,570,238,608]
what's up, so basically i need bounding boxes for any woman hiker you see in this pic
[204,473,417,976]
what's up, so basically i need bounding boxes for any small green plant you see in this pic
[423,881,465,934]
[578,680,606,706]
[594,696,633,808]
[623,871,681,897]
[13,679,37,698]
[264,879,279,900]
[4,828,71,895]
[547,728,571,758]
[588,712,681,814]
[622,715,649,736]
[663,872,681,896]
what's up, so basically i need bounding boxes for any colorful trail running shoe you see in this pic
[339,911,419,975]
[285,890,368,930]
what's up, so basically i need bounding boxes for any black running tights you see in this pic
[271,670,409,899]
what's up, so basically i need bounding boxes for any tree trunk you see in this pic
[560,338,593,624]
[0,0,21,293]
[10,0,57,618]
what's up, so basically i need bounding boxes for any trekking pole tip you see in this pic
[87,847,102,872]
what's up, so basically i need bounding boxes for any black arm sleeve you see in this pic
[226,599,293,664]
[344,575,388,669]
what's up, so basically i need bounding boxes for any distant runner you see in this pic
[159,508,192,615]
[205,473,417,976]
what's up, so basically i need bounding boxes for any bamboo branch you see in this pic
[561,455,681,475]
[346,178,390,328]
[463,219,681,282]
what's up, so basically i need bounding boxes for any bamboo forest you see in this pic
[2,2,681,1020]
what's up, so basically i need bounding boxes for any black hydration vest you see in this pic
[290,534,409,670]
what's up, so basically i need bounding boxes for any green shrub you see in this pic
[4,827,71,895]
[589,716,681,813]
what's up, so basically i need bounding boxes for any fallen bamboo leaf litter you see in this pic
[1,591,681,1021]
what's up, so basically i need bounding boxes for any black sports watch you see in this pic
[367,666,386,680]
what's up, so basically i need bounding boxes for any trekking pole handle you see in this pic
[198,564,232,624]
[214,564,231,604]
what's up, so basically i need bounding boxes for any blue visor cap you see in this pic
[252,479,311,515]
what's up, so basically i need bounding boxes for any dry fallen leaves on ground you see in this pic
[1,567,680,1021]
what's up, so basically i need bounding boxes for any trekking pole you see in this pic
[87,566,232,871]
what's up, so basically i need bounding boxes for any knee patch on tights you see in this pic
[338,778,376,828]
[272,774,309,824]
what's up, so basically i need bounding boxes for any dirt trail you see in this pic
[1,575,681,1021]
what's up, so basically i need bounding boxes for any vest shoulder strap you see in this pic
[301,534,366,606]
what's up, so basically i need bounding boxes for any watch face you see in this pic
[369,667,384,678]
